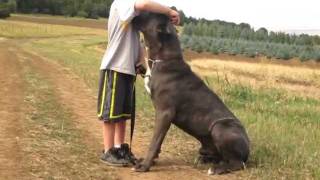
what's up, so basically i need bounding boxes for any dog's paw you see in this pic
[210,167,231,175]
[208,164,232,175]
[207,167,215,175]
[196,155,220,165]
[133,163,150,172]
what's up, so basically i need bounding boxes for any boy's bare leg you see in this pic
[103,122,115,152]
[115,120,126,146]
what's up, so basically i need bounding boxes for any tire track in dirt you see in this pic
[0,43,28,179]
[13,46,239,179]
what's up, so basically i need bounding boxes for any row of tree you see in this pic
[0,0,113,19]
[181,20,320,61]
[183,20,320,46]
[181,35,320,61]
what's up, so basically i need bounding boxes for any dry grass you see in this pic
[190,59,320,99]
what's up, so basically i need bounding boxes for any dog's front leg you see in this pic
[134,110,173,172]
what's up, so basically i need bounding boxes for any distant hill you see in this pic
[284,29,320,36]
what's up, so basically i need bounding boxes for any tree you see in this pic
[7,0,16,12]
[178,10,186,26]
[255,27,268,41]
[313,51,320,62]
[240,28,251,40]
[77,10,88,18]
[63,0,80,16]
[0,3,10,18]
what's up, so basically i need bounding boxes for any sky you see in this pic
[154,0,320,31]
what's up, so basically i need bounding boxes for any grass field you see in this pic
[1,16,320,179]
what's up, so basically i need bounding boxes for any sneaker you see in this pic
[100,147,129,167]
[117,143,137,165]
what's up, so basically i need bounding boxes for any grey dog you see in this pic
[132,12,250,175]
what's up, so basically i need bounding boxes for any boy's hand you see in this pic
[136,64,146,75]
[168,9,180,25]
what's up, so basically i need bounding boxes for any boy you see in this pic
[97,0,180,166]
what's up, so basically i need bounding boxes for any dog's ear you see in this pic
[132,16,142,30]
[132,12,150,30]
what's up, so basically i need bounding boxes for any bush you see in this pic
[88,5,99,19]
[89,11,99,19]
[299,51,312,61]
[244,47,257,58]
[77,10,88,18]
[0,3,10,19]
[209,44,219,55]
[275,46,292,60]
[313,51,320,62]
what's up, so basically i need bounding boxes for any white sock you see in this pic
[114,144,121,148]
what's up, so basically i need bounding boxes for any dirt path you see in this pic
[0,43,27,178]
[0,40,240,179]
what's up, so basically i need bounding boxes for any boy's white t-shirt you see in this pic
[100,0,140,75]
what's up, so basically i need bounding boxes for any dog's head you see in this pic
[133,11,177,36]
[133,12,182,95]
[133,12,178,56]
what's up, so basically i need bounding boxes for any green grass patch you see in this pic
[0,20,104,38]
[24,35,106,88]
[205,76,320,179]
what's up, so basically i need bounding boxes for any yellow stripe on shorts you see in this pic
[110,71,117,119]
[98,71,108,117]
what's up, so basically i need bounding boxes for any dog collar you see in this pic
[148,58,163,73]
[147,59,163,63]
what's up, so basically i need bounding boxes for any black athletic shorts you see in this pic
[97,69,135,123]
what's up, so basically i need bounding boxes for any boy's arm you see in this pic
[134,0,180,25]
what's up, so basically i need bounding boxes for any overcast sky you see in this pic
[154,0,320,31]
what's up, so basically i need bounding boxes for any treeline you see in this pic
[181,20,320,61]
[0,0,113,19]
[0,0,16,18]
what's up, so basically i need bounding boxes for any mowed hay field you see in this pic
[1,15,320,179]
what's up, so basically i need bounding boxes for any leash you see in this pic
[140,59,163,77]
[129,77,136,164]
[129,58,163,164]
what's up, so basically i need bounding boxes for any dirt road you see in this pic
[0,43,27,178]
